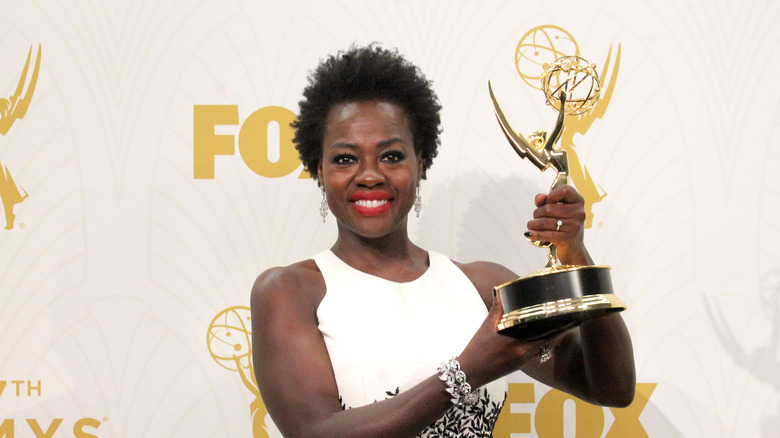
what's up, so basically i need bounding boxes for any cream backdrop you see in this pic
[0,1,778,437]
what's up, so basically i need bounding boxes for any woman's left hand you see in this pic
[526,184,591,266]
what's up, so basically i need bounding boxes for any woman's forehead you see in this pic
[323,101,411,141]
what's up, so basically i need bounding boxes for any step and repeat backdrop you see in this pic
[1,1,778,437]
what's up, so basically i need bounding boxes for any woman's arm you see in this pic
[459,184,636,407]
[251,261,541,438]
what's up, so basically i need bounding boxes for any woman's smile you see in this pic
[350,191,393,216]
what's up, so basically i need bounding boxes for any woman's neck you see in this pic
[330,232,428,282]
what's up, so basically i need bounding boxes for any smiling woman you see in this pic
[250,44,635,438]
[319,101,420,240]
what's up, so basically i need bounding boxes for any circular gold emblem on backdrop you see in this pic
[207,306,253,372]
[515,25,579,90]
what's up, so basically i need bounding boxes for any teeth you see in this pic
[355,199,388,208]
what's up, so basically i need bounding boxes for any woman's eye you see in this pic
[382,151,405,162]
[333,154,356,164]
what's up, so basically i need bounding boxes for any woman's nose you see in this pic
[355,159,384,187]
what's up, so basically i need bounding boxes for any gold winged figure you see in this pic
[0,44,41,229]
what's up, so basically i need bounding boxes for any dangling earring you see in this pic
[320,186,329,223]
[414,184,422,218]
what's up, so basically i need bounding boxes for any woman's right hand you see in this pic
[456,287,550,389]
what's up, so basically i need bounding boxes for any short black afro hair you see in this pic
[292,44,441,182]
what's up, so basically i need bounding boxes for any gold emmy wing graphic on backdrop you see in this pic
[514,26,620,228]
[488,27,625,341]
[208,306,269,438]
[0,44,40,230]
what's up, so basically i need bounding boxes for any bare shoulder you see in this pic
[452,260,518,290]
[451,259,518,306]
[250,259,345,434]
[251,259,325,320]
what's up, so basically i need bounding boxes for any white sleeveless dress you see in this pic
[314,250,507,437]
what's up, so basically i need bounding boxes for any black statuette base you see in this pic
[495,266,626,342]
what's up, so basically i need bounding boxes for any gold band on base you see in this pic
[497,293,626,332]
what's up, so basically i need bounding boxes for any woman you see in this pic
[251,45,635,437]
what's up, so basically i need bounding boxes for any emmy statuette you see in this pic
[489,56,626,342]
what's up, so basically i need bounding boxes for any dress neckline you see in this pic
[325,249,433,285]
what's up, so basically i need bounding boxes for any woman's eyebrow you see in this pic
[326,138,407,150]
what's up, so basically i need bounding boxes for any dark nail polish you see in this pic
[523,231,532,238]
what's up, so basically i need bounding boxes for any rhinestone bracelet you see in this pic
[437,357,478,407]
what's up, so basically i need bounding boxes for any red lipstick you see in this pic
[349,191,392,216]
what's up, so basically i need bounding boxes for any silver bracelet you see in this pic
[437,357,478,407]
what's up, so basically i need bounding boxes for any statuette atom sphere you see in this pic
[541,56,601,115]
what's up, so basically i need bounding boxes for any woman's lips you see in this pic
[350,192,392,216]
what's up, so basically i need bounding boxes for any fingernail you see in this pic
[523,231,532,238]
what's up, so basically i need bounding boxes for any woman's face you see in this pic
[318,100,422,240]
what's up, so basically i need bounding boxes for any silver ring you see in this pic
[539,345,552,363]
[555,219,563,232]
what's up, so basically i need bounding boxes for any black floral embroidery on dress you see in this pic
[340,387,506,437]
[417,388,506,437]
